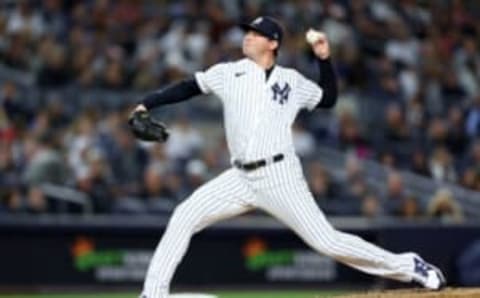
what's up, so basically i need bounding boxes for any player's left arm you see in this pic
[307,30,338,109]
[134,62,227,113]
[137,77,202,112]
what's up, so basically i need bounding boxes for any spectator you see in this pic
[373,72,402,103]
[410,148,431,177]
[344,154,364,182]
[23,132,69,213]
[308,161,339,200]
[76,149,115,213]
[1,81,32,128]
[440,72,467,112]
[184,159,208,193]
[45,94,70,130]
[382,171,408,216]
[334,111,369,156]
[141,163,174,201]
[460,140,480,189]
[469,140,480,170]
[163,172,189,202]
[1,27,32,71]
[378,103,412,166]
[7,1,45,39]
[0,142,22,213]
[427,188,464,222]
[23,132,67,186]
[70,45,96,83]
[308,161,350,215]
[146,143,171,172]
[405,94,427,141]
[40,0,67,39]
[400,195,421,219]
[454,37,480,98]
[201,147,229,177]
[165,117,203,161]
[108,124,148,196]
[446,106,469,155]
[466,96,480,138]
[361,193,382,218]
[292,122,315,158]
[459,167,480,191]
[429,146,457,183]
[100,60,128,90]
[378,151,397,170]
[68,113,101,181]
[36,43,70,87]
[427,117,449,150]
[385,18,419,67]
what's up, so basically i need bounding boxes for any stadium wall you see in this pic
[0,216,479,289]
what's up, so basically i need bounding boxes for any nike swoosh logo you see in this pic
[235,72,246,77]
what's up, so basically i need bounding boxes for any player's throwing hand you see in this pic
[306,29,330,59]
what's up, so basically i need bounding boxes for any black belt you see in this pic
[233,154,284,172]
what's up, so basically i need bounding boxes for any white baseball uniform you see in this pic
[141,58,420,298]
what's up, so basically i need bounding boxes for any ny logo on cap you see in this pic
[253,17,263,25]
[271,82,291,105]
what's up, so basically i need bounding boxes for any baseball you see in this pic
[306,28,325,45]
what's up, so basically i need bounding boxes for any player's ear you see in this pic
[269,40,279,52]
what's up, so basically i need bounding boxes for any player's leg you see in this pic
[256,160,442,287]
[141,168,254,298]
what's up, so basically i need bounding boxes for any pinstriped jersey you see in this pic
[195,58,323,162]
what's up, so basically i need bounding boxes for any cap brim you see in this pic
[239,23,271,39]
[239,23,257,32]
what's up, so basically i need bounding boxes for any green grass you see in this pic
[0,290,348,298]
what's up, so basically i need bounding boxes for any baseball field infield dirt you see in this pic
[336,287,480,298]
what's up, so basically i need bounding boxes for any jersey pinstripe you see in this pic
[195,58,323,161]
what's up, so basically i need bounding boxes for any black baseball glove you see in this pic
[128,110,169,142]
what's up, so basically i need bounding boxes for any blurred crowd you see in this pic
[0,0,479,219]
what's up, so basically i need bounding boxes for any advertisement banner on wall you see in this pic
[71,236,152,282]
[67,235,344,284]
[241,237,337,282]
[7,220,480,287]
[0,226,375,286]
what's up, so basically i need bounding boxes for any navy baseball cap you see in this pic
[240,16,283,45]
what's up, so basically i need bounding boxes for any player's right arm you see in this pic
[134,63,226,112]
[308,30,337,109]
[296,30,338,112]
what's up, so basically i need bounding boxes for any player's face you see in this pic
[242,30,277,58]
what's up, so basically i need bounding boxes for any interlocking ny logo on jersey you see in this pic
[271,82,291,105]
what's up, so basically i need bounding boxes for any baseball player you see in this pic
[130,17,446,298]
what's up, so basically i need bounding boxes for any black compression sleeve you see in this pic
[315,58,338,109]
[141,77,202,110]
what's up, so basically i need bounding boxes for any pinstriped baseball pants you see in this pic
[141,155,416,298]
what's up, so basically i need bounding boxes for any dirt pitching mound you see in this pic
[336,287,480,298]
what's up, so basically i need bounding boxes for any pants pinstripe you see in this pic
[142,156,415,297]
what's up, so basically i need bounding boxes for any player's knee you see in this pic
[307,230,343,258]
[169,203,194,230]
[167,189,215,234]
[320,240,343,259]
